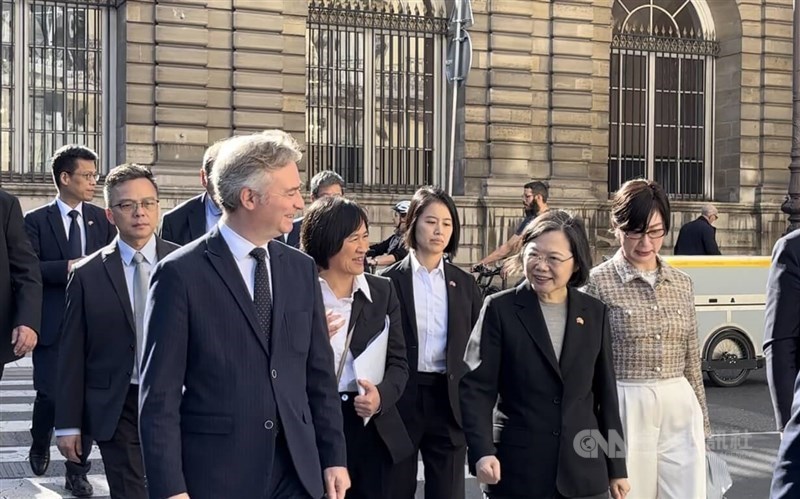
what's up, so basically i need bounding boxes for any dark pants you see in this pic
[391,374,466,499]
[341,392,392,499]
[268,429,312,499]
[487,493,608,499]
[96,384,146,499]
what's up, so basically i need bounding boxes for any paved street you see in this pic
[1,357,781,498]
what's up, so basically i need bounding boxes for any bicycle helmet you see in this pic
[393,200,411,215]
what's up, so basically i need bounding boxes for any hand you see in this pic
[476,455,501,484]
[323,466,350,499]
[11,325,37,356]
[354,379,381,418]
[56,434,83,464]
[610,478,631,499]
[167,495,190,499]
[67,258,83,273]
[326,311,346,339]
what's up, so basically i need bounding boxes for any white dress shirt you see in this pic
[56,197,87,256]
[218,222,273,300]
[320,274,372,392]
[410,251,449,373]
[55,235,158,437]
[204,194,222,233]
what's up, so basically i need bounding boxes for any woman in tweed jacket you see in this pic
[584,179,709,499]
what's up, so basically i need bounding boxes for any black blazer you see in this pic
[24,200,116,347]
[460,284,626,498]
[674,216,721,255]
[139,229,346,499]
[765,229,800,431]
[0,190,42,365]
[285,217,302,248]
[158,193,207,246]
[55,237,178,441]
[380,255,482,430]
[346,273,414,463]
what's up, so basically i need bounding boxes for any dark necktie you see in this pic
[67,210,82,259]
[249,247,272,340]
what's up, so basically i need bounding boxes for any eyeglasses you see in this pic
[112,199,159,213]
[72,172,100,182]
[624,228,666,240]
[526,253,574,267]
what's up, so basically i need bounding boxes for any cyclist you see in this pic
[365,200,410,269]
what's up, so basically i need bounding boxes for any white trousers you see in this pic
[617,377,706,499]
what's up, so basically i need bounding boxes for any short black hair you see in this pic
[518,210,592,287]
[611,179,671,234]
[524,181,549,202]
[103,164,158,206]
[404,186,460,256]
[309,170,345,199]
[202,140,227,178]
[301,196,369,269]
[51,144,98,187]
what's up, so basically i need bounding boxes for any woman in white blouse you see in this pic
[300,196,412,499]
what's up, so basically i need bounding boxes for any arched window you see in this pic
[609,0,718,199]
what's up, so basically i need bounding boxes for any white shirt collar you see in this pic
[56,197,83,218]
[219,222,270,263]
[117,235,157,266]
[319,273,373,303]
[409,250,444,276]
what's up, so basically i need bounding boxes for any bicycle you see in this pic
[472,264,508,299]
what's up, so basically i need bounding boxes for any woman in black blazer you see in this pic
[460,210,630,499]
[300,197,413,499]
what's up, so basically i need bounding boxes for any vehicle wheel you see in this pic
[706,330,754,388]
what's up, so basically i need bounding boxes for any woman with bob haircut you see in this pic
[380,186,483,499]
[584,179,709,498]
[460,210,630,499]
[300,196,413,499]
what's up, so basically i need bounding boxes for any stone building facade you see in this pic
[0,0,794,264]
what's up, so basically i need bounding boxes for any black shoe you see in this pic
[65,473,94,497]
[28,448,50,476]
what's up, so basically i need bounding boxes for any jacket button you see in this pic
[552,430,560,436]
[129,344,135,351]
[126,371,131,377]
[553,397,561,405]
[264,420,274,430]
[271,369,277,379]
[448,374,454,380]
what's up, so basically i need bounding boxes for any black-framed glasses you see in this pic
[624,228,666,240]
[527,253,574,267]
[112,199,160,214]
[72,172,100,182]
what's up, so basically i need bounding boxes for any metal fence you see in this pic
[306,0,447,192]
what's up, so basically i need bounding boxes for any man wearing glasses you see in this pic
[23,144,117,496]
[54,164,178,499]
[674,203,721,255]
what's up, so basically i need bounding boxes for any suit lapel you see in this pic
[46,202,69,257]
[206,229,269,357]
[82,204,100,252]
[101,241,136,334]
[154,237,175,261]
[443,263,460,372]
[514,283,562,380]
[347,291,369,358]
[393,257,418,347]
[558,288,589,375]
[267,240,284,357]
[189,194,207,241]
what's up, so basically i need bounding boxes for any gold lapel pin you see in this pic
[576,317,584,325]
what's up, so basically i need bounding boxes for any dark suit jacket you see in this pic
[158,193,207,246]
[284,217,302,248]
[0,190,42,365]
[139,229,346,499]
[674,216,721,255]
[379,256,482,436]
[348,273,413,463]
[24,200,116,347]
[460,284,626,498]
[765,229,800,431]
[772,373,800,498]
[55,237,178,441]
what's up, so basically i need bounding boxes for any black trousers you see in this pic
[268,428,313,499]
[341,392,392,499]
[391,374,466,499]
[31,391,93,476]
[96,384,147,499]
[487,493,609,499]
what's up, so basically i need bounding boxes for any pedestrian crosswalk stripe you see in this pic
[0,420,30,432]
[0,390,37,397]
[0,403,33,412]
[0,444,102,464]
[0,474,110,498]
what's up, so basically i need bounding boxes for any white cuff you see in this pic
[54,428,81,437]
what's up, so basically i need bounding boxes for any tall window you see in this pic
[0,0,115,181]
[609,0,718,199]
[306,0,447,192]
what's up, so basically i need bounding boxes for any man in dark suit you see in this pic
[0,188,41,380]
[54,164,178,499]
[23,145,116,491]
[159,140,226,246]
[768,228,800,498]
[674,204,721,255]
[140,130,349,499]
[282,170,344,248]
